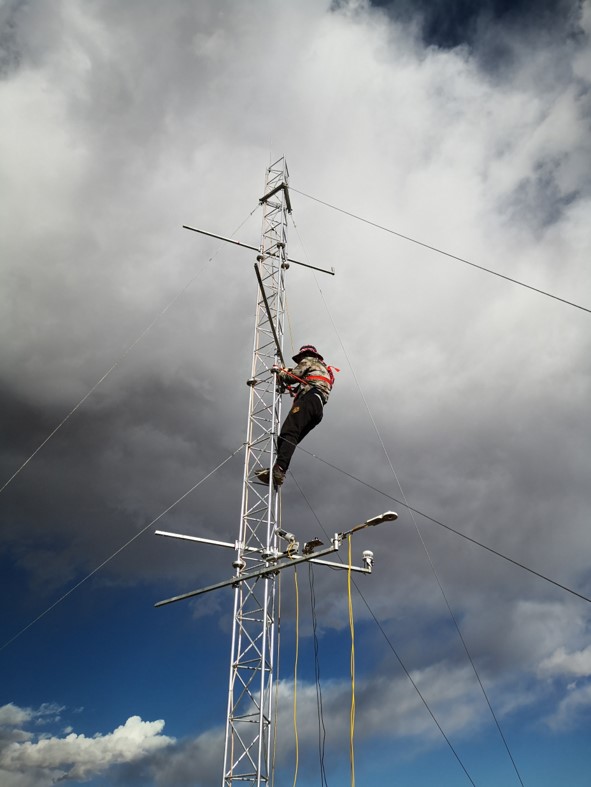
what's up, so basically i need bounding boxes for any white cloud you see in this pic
[0,705,32,730]
[0,707,174,786]
[0,704,65,748]
[539,645,591,679]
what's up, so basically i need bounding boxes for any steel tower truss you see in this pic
[222,157,290,786]
[154,160,385,787]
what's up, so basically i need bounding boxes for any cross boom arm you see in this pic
[154,530,260,554]
[182,225,335,276]
[308,557,370,573]
[154,511,398,608]
[155,537,344,608]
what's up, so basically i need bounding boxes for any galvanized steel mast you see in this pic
[222,156,290,786]
[155,160,389,785]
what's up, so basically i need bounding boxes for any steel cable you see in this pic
[0,205,261,498]
[297,445,591,605]
[290,471,477,786]
[0,445,244,652]
[291,216,526,783]
[291,187,591,315]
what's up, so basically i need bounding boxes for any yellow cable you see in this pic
[272,493,283,787]
[348,536,356,787]
[271,570,281,787]
[292,566,300,787]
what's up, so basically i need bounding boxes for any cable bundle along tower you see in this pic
[155,157,393,786]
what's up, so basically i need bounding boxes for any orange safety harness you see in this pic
[277,365,340,396]
[306,368,339,386]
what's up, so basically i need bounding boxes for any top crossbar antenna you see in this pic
[182,225,336,276]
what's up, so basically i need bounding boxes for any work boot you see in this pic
[272,464,286,486]
[254,468,271,484]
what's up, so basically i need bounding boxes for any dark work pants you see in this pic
[276,390,324,472]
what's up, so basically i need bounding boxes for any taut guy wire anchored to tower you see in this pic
[154,157,397,786]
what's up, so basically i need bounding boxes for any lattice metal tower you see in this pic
[155,159,388,785]
[222,157,290,785]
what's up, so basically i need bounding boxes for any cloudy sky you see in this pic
[1,0,590,784]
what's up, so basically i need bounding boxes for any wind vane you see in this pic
[155,157,397,785]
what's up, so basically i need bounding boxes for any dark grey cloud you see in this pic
[0,1,22,77]
[505,157,583,229]
[367,0,584,52]
[100,724,235,786]
[0,363,247,603]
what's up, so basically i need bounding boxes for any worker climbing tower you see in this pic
[223,156,290,784]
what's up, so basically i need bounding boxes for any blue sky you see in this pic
[1,0,591,784]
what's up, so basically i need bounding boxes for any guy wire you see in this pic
[1,445,244,652]
[290,471,476,786]
[320,301,524,783]
[0,204,261,498]
[290,208,590,603]
[288,219,507,781]
[291,187,591,316]
[296,446,591,605]
[308,256,524,781]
